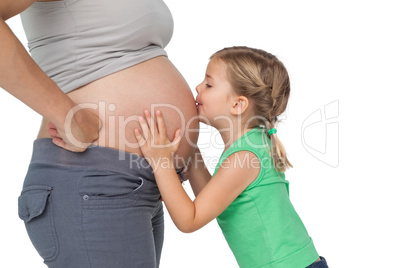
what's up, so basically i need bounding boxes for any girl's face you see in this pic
[195,59,235,127]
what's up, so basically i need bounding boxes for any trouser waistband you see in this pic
[30,138,154,179]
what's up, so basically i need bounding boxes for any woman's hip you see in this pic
[18,138,163,267]
[21,138,162,210]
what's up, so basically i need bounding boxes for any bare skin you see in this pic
[38,56,199,165]
[1,0,199,164]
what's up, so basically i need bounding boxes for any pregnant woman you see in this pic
[0,0,198,267]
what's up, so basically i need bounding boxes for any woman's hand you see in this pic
[48,108,101,152]
[1,1,101,153]
[134,109,182,171]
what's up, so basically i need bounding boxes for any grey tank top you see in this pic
[20,0,174,93]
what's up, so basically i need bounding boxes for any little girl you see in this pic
[134,46,328,268]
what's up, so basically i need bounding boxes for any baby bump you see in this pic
[38,56,199,167]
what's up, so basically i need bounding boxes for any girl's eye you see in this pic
[206,83,212,88]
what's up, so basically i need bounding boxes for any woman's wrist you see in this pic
[44,89,79,129]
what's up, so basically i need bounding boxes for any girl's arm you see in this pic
[135,110,260,233]
[186,147,211,196]
[0,0,100,152]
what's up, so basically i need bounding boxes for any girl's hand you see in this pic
[134,109,182,171]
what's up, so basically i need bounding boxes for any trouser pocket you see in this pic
[18,185,59,262]
[79,169,143,209]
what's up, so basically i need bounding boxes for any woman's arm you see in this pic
[0,0,100,152]
[135,110,260,233]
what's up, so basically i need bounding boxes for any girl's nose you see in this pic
[195,83,201,94]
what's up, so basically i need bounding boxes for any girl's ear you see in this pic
[230,96,249,115]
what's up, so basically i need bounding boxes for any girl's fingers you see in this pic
[174,129,182,142]
[172,129,182,149]
[144,109,158,138]
[134,128,146,147]
[138,116,150,141]
[155,110,167,139]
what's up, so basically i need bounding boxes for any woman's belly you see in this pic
[37,56,199,168]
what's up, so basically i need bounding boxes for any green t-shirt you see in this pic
[212,127,319,268]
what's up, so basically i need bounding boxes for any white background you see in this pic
[1,0,401,267]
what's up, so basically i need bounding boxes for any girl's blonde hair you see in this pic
[211,46,293,172]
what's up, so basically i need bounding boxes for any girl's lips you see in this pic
[196,102,202,113]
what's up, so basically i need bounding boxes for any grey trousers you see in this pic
[18,138,164,268]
